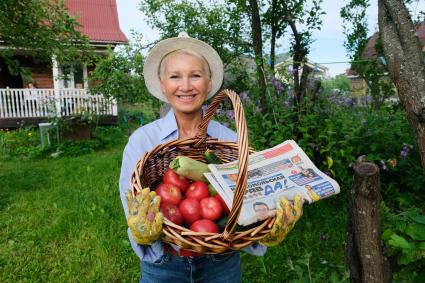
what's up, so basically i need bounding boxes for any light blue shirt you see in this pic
[119,109,267,262]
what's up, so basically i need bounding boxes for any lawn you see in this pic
[0,144,348,282]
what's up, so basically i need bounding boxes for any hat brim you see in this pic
[143,37,224,103]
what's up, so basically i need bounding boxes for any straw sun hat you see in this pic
[143,32,224,103]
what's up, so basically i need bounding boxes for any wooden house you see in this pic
[274,52,329,83]
[0,0,128,128]
[346,22,425,98]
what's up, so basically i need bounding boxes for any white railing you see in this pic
[0,88,118,118]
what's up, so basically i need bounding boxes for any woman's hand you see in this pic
[126,188,163,245]
[259,195,304,247]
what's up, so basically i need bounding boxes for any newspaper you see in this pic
[204,140,340,226]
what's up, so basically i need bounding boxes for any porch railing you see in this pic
[0,88,118,118]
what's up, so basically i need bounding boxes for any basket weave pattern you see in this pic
[130,90,276,253]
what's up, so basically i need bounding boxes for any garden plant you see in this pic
[1,0,424,282]
[1,72,424,281]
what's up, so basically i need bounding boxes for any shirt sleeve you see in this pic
[119,132,164,263]
[241,242,267,256]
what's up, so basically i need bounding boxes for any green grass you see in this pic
[0,147,139,282]
[0,147,348,282]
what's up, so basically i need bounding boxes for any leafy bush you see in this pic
[210,75,424,280]
[381,203,425,281]
[0,125,127,160]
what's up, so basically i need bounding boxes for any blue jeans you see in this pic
[140,252,241,283]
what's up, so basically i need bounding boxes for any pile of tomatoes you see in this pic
[157,169,230,233]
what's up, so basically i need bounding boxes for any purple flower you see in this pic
[400,143,413,159]
[225,110,234,120]
[360,95,372,106]
[239,91,248,101]
[275,83,285,93]
[309,143,319,153]
[400,149,408,159]
[269,78,285,94]
[286,66,298,75]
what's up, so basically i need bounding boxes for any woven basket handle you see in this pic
[197,89,249,241]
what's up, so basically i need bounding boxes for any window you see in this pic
[59,64,87,89]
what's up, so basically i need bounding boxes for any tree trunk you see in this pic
[378,0,425,170]
[248,0,266,108]
[269,0,277,73]
[345,158,391,283]
[270,27,276,72]
[299,63,312,106]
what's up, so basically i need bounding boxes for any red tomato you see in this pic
[216,194,230,215]
[179,198,201,226]
[163,169,190,193]
[156,183,182,206]
[160,203,183,225]
[200,197,223,221]
[190,219,219,233]
[186,181,209,201]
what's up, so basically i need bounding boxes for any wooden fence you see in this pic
[0,88,117,118]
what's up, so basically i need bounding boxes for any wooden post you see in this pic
[52,55,62,117]
[345,158,391,283]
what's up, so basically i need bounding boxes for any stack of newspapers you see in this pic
[204,140,340,226]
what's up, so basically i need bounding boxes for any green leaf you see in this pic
[326,156,333,169]
[411,215,425,225]
[329,271,339,283]
[399,248,423,265]
[388,234,411,249]
[382,228,392,240]
[405,223,425,241]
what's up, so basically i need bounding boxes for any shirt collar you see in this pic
[159,109,215,141]
[159,109,178,141]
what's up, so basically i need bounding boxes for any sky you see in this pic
[115,0,425,77]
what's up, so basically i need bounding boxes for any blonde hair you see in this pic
[158,49,211,80]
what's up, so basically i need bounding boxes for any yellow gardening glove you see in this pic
[126,188,163,245]
[259,195,304,247]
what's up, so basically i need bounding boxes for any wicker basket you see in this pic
[130,89,276,253]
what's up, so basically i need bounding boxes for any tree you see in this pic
[264,0,280,72]
[341,1,394,109]
[279,0,324,109]
[0,0,92,76]
[247,0,267,107]
[378,0,425,170]
[139,0,251,66]
[139,0,324,110]
[89,38,152,104]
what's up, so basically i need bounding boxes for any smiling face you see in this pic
[159,51,212,116]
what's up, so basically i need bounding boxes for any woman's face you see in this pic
[160,53,212,116]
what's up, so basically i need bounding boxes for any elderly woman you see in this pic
[119,33,303,283]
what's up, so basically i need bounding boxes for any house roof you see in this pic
[363,22,425,60]
[274,52,328,74]
[66,0,128,44]
[346,22,425,76]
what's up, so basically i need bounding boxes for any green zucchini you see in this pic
[169,156,209,182]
